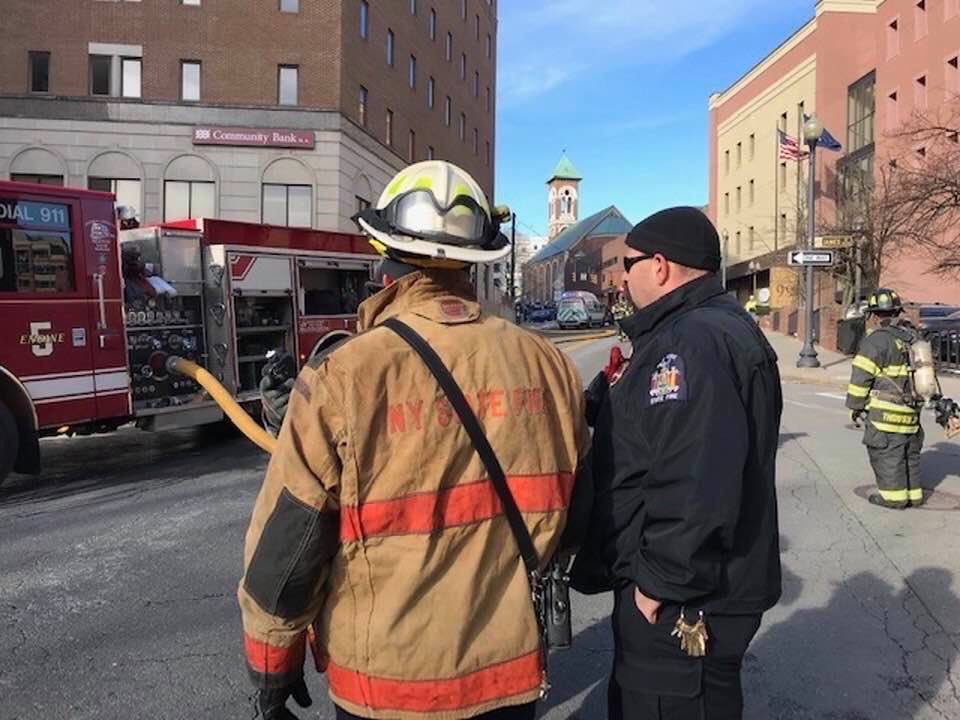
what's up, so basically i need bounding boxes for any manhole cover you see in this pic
[853,485,960,511]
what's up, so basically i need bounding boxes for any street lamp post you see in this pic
[749,260,760,297]
[797,114,823,368]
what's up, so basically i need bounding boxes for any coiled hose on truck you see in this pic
[165,356,277,454]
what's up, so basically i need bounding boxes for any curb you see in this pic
[551,331,616,346]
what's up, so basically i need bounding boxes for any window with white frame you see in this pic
[262,184,311,227]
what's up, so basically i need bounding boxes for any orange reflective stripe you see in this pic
[340,473,574,542]
[327,650,542,713]
[244,632,305,675]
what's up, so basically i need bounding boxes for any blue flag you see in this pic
[803,114,842,151]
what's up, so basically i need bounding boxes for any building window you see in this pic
[385,109,393,146]
[430,8,437,39]
[475,14,480,39]
[386,29,394,66]
[446,32,453,61]
[409,55,416,88]
[262,184,311,228]
[11,173,63,186]
[29,51,50,93]
[749,179,755,205]
[748,133,755,161]
[278,65,298,105]
[486,33,491,58]
[280,0,299,12]
[723,192,729,215]
[915,0,927,40]
[444,96,451,126]
[360,0,369,38]
[164,180,214,221]
[410,0,417,15]
[90,56,111,95]
[460,53,466,80]
[121,58,141,98]
[485,140,490,166]
[847,71,875,154]
[749,226,755,251]
[180,61,200,102]
[358,85,368,126]
[473,71,479,97]
[485,85,490,112]
[779,162,787,190]
[473,127,478,154]
[736,142,742,167]
[779,213,787,238]
[459,113,466,141]
[886,18,899,60]
[427,145,435,160]
[408,129,416,161]
[427,76,435,108]
[735,231,741,256]
[736,186,742,212]
[724,150,730,175]
[460,0,466,20]
[89,178,141,211]
[887,90,898,131]
[914,74,927,111]
[356,196,371,213]
[778,112,787,133]
[181,0,200,4]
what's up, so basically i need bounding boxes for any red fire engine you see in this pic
[0,180,378,485]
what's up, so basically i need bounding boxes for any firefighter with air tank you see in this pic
[846,288,960,509]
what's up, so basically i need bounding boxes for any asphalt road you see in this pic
[2,337,959,719]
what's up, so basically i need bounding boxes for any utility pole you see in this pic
[509,212,517,299]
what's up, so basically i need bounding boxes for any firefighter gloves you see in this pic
[257,678,312,720]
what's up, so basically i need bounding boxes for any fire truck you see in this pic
[0,180,378,485]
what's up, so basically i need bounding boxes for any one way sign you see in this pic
[788,249,835,267]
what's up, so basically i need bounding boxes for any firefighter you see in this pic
[845,288,925,509]
[571,207,782,719]
[611,291,633,343]
[239,160,592,720]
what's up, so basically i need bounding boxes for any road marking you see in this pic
[816,392,847,401]
[784,399,823,410]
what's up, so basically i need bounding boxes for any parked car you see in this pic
[557,291,607,330]
[917,304,960,332]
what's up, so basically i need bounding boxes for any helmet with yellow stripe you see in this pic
[866,288,903,315]
[354,161,510,265]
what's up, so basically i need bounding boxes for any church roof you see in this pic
[547,154,582,182]
[529,206,632,264]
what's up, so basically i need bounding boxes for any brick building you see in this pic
[709,0,960,322]
[1,0,497,233]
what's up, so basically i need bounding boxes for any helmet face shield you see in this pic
[386,190,490,247]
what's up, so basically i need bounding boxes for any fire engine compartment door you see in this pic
[228,253,293,294]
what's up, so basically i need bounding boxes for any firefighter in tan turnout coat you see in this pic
[239,161,592,720]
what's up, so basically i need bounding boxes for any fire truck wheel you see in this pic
[0,402,18,486]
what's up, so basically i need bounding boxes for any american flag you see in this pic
[778,130,802,161]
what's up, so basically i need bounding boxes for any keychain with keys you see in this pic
[671,608,709,657]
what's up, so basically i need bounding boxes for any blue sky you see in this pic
[495,0,814,236]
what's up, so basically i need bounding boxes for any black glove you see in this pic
[935,397,959,428]
[584,371,608,429]
[260,374,295,437]
[850,409,865,427]
[258,678,312,720]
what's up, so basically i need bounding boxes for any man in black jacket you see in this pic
[574,207,782,719]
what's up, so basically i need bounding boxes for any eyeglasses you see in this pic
[623,254,655,273]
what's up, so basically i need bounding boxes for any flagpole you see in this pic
[773,125,779,252]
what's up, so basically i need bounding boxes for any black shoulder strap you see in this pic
[382,316,541,575]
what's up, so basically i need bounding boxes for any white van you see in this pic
[557,291,608,329]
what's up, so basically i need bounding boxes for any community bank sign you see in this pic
[192,126,315,149]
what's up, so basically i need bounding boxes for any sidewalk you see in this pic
[764,330,960,397]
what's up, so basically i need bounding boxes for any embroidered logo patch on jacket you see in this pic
[649,353,686,405]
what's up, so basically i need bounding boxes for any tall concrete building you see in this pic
[709,0,960,311]
[1,0,497,233]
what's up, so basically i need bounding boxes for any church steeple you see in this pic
[547,153,581,240]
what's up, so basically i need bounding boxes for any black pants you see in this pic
[608,586,761,720]
[335,702,536,720]
[864,426,923,506]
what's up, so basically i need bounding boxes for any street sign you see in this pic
[816,234,854,248]
[788,249,835,267]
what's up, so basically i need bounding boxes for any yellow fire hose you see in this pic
[166,356,277,454]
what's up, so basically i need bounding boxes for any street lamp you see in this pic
[797,113,823,368]
[748,260,761,297]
